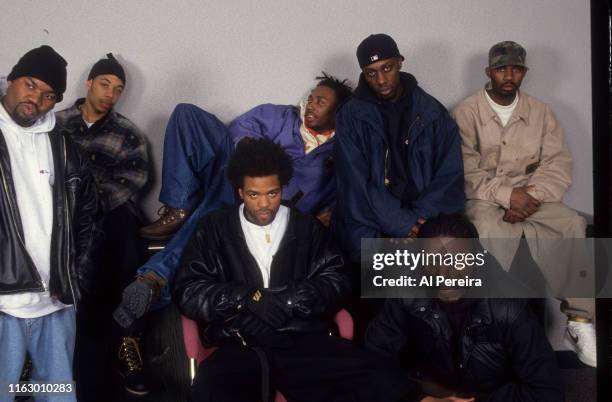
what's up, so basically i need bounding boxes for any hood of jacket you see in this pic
[0,98,56,136]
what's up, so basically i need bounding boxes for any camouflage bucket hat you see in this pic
[488,41,527,69]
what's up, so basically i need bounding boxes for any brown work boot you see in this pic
[139,206,190,240]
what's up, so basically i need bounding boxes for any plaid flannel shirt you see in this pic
[56,99,149,212]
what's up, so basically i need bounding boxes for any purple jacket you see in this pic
[140,103,335,304]
[229,104,335,214]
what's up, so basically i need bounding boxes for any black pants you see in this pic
[191,334,416,402]
[74,203,149,401]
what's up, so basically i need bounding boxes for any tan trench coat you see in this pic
[452,89,591,317]
[452,88,572,209]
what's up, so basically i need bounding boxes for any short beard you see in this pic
[11,109,37,127]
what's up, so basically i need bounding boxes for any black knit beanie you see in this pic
[7,45,68,102]
[88,53,126,84]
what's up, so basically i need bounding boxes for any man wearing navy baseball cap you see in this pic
[334,33,464,263]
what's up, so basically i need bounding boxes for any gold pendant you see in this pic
[265,233,271,243]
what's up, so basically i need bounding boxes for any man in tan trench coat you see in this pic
[452,41,596,367]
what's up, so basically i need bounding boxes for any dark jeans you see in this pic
[191,334,416,402]
[74,203,149,401]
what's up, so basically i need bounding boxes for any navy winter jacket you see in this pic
[333,73,464,261]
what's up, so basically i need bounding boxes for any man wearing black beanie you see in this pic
[0,46,101,402]
[56,53,151,399]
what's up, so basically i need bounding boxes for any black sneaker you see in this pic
[117,336,151,396]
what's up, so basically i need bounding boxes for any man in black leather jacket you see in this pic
[173,138,419,402]
[0,46,101,400]
[365,215,565,402]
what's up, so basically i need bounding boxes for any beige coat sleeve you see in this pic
[452,106,514,209]
[526,106,572,202]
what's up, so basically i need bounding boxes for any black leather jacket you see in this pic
[366,298,564,402]
[173,205,349,346]
[0,128,102,305]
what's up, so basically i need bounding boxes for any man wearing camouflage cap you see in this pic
[452,41,595,367]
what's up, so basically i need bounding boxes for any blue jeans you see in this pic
[140,104,235,303]
[159,103,235,211]
[0,306,76,402]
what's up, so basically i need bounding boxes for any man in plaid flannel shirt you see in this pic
[56,54,153,399]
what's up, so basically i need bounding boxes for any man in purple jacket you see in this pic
[112,73,352,328]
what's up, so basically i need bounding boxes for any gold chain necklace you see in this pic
[264,225,271,243]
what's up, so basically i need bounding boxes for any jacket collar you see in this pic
[410,298,492,327]
[352,72,445,142]
[477,86,530,128]
[64,98,115,130]
[227,202,297,245]
[227,203,298,288]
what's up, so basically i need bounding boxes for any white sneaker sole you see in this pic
[564,332,597,367]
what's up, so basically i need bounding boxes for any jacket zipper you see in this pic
[405,114,421,144]
[384,114,421,187]
[0,156,46,291]
[62,136,77,309]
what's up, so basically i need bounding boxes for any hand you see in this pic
[420,396,475,402]
[509,186,540,218]
[245,288,293,329]
[231,313,292,347]
[232,313,274,338]
[113,279,154,328]
[316,209,332,227]
[408,218,427,238]
[503,209,525,224]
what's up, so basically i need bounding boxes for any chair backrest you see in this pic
[180,315,216,364]
[181,309,354,402]
[333,308,354,341]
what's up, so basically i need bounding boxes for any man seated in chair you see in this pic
[172,138,425,402]
[451,41,595,367]
[112,73,352,334]
[366,214,564,402]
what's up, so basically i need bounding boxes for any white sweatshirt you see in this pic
[0,101,69,318]
[239,204,289,288]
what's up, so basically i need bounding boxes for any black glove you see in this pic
[231,313,292,348]
[245,288,292,329]
[232,313,273,338]
[113,280,153,328]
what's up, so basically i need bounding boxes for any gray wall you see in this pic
[0,0,593,218]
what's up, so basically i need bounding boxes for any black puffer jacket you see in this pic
[173,205,349,346]
[365,298,564,402]
[0,128,102,305]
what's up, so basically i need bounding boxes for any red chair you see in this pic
[181,309,354,402]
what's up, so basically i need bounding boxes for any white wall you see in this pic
[0,0,593,218]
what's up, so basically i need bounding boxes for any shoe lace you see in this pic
[156,205,170,218]
[155,206,186,225]
[118,336,144,372]
[568,322,596,351]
